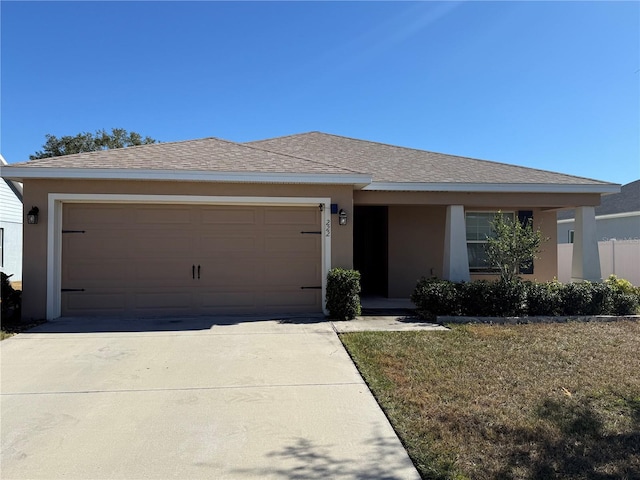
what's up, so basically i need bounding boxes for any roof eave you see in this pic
[362,182,621,195]
[0,155,24,201]
[0,166,372,187]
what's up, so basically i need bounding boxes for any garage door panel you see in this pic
[264,234,319,253]
[65,205,131,226]
[201,262,258,286]
[62,203,322,317]
[200,207,257,224]
[132,292,192,310]
[63,292,126,314]
[265,260,320,286]
[134,206,193,224]
[264,289,321,309]
[64,262,130,285]
[132,235,197,258]
[197,291,257,308]
[264,208,319,225]
[132,260,193,284]
[199,234,257,253]
[64,238,132,260]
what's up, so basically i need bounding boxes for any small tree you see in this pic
[484,212,546,283]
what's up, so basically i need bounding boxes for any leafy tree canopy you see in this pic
[485,212,547,283]
[30,128,157,159]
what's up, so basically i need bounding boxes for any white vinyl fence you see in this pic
[558,239,640,285]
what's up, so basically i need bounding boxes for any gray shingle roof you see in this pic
[6,131,616,189]
[10,136,359,176]
[557,180,640,219]
[249,132,613,185]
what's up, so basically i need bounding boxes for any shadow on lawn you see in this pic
[496,396,640,480]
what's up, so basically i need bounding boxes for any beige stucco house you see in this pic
[0,132,619,320]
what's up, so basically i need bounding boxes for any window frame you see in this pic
[465,211,515,273]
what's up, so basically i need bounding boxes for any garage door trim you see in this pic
[47,194,332,319]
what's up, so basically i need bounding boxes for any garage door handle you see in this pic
[197,265,201,279]
[192,265,195,279]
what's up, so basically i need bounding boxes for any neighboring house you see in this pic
[557,180,640,243]
[0,132,619,320]
[0,155,23,282]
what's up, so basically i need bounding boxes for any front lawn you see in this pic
[340,321,640,480]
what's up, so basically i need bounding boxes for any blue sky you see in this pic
[1,1,638,185]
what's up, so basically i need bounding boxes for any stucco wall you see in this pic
[387,205,446,297]
[21,179,355,320]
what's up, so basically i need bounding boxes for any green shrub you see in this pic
[611,293,639,315]
[491,279,527,317]
[411,277,460,319]
[526,281,563,316]
[605,274,637,295]
[559,282,615,316]
[587,282,614,315]
[459,281,495,316]
[1,272,22,321]
[326,268,361,320]
[560,282,595,315]
[411,276,639,319]
[606,275,640,315]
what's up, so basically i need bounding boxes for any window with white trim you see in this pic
[466,211,515,271]
[0,228,3,267]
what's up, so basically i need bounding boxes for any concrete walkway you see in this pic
[1,316,420,479]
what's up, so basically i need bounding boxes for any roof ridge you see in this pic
[244,135,367,176]
[306,132,617,185]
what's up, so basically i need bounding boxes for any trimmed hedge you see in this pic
[326,268,361,320]
[411,275,640,319]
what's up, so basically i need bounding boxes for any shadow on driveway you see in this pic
[23,313,328,334]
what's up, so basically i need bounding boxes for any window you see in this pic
[466,211,514,271]
[0,228,3,267]
[568,230,574,243]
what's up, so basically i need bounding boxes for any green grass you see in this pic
[340,321,640,480]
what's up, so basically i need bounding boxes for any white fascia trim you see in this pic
[362,182,621,194]
[1,166,372,186]
[46,193,333,319]
[558,211,640,224]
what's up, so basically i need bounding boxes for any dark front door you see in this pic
[353,206,388,297]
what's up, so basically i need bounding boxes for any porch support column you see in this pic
[571,206,601,282]
[443,205,470,282]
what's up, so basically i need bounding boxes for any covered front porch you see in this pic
[352,195,604,300]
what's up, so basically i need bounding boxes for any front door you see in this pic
[353,206,388,297]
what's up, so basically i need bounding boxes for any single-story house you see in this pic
[558,179,640,243]
[0,154,23,282]
[0,132,619,320]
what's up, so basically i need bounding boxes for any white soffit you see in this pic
[0,166,372,187]
[363,182,621,195]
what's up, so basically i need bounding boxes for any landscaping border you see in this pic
[437,315,640,325]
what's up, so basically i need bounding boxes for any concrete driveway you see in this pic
[1,316,420,479]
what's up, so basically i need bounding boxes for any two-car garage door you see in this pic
[61,203,322,317]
